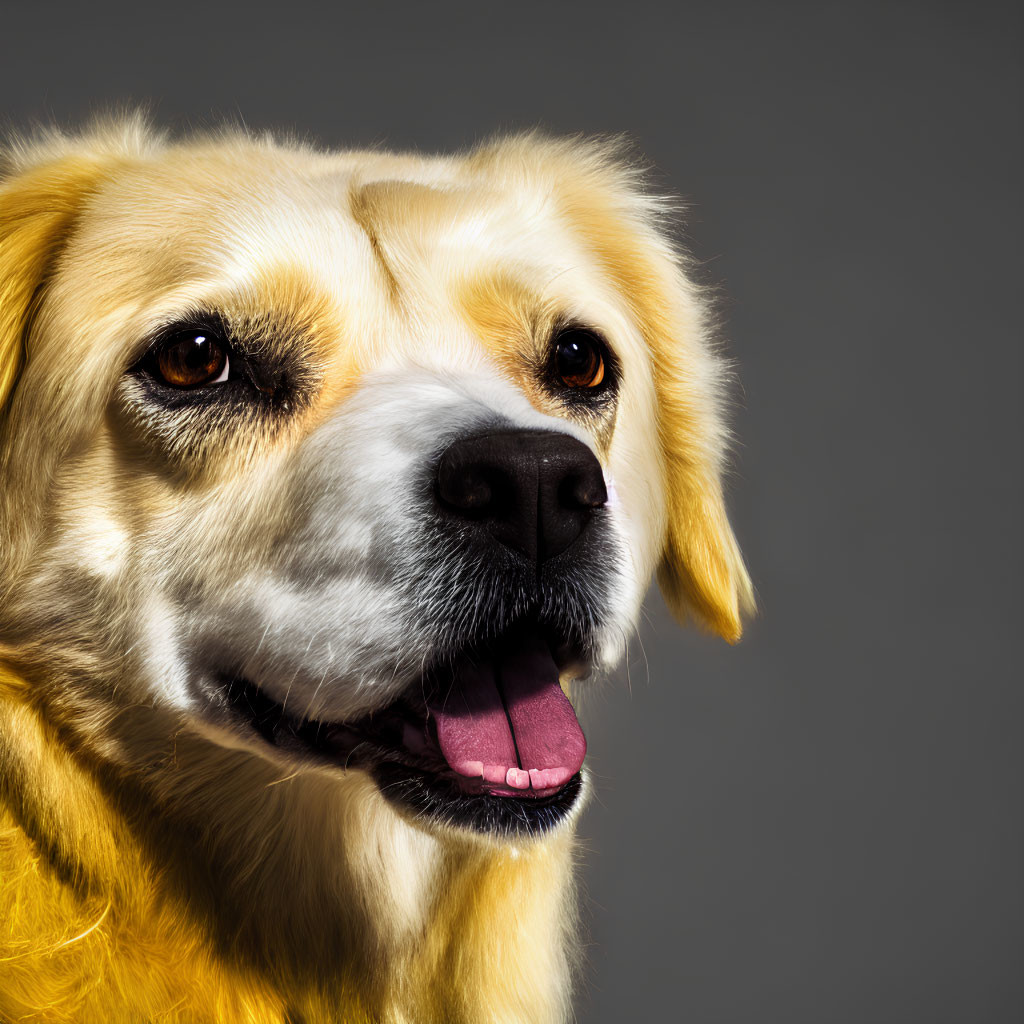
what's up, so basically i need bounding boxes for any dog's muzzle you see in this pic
[213,426,616,835]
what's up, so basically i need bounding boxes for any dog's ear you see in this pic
[497,135,755,641]
[652,337,755,644]
[0,156,108,412]
[630,240,754,644]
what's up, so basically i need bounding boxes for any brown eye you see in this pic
[154,332,230,389]
[554,329,605,389]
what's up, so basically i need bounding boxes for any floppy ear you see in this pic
[0,154,116,595]
[652,332,755,644]
[639,256,755,644]
[0,156,107,412]
[534,139,755,641]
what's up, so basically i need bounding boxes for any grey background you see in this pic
[2,1,1021,1020]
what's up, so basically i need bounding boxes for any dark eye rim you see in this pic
[124,311,321,430]
[545,324,619,401]
[134,313,230,389]
[134,314,246,394]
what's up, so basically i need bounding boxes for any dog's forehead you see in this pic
[37,143,631,399]
[66,146,592,327]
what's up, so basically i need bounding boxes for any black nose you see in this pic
[436,429,607,563]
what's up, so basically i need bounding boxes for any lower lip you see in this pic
[448,775,569,800]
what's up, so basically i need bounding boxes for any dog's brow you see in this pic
[348,184,402,306]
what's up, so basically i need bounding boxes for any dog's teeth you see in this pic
[505,767,530,789]
[528,767,571,790]
[483,764,508,784]
[453,760,484,778]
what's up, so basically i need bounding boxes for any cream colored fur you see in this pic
[0,118,752,1022]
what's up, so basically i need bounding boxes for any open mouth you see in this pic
[218,623,588,835]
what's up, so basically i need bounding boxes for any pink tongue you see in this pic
[426,634,586,794]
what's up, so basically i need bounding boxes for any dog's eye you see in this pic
[554,329,606,389]
[153,331,231,389]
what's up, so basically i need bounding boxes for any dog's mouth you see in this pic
[217,622,587,835]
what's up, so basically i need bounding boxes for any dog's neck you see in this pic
[0,664,579,1023]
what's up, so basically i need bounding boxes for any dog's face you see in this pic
[0,126,752,839]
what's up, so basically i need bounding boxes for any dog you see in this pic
[0,118,753,1023]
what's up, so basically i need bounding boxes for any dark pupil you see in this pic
[158,333,225,387]
[182,336,212,368]
[556,334,599,385]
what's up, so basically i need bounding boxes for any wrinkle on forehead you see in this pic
[346,178,504,312]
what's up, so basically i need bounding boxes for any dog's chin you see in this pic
[209,620,591,838]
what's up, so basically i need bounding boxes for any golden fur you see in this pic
[0,118,752,1022]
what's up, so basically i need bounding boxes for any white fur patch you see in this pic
[174,365,639,725]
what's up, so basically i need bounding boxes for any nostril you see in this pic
[437,457,513,519]
[438,471,492,513]
[559,471,607,511]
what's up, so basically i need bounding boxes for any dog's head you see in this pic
[0,122,752,838]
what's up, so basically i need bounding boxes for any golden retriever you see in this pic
[0,118,752,1023]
